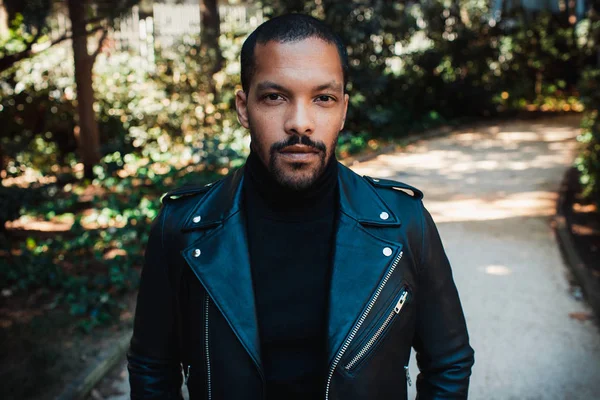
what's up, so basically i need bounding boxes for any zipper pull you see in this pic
[404,365,412,386]
[184,364,191,384]
[394,290,409,314]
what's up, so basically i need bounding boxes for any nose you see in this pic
[284,101,314,136]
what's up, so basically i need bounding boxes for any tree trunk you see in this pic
[67,0,100,180]
[200,0,223,93]
[0,0,8,40]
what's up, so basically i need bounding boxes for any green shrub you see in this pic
[1,33,249,330]
[574,4,600,207]
[575,69,600,207]
[0,45,78,176]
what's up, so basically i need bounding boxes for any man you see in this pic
[128,14,474,400]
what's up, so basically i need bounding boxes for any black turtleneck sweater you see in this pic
[243,150,339,399]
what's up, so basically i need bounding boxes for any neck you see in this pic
[243,149,338,219]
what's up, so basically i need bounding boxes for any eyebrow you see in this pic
[314,81,343,92]
[255,81,288,93]
[255,80,343,93]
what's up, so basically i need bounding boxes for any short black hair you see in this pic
[240,13,349,93]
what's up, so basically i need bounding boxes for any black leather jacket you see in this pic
[128,162,475,399]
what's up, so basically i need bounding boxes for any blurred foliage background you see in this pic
[0,0,599,331]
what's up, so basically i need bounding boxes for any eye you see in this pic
[316,95,335,103]
[263,93,284,102]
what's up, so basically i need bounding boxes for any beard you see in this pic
[250,129,337,191]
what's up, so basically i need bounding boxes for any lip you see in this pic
[277,145,320,163]
[279,144,320,154]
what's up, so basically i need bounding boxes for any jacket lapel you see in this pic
[180,168,263,374]
[326,164,403,365]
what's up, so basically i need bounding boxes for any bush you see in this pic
[575,69,600,207]
[261,1,587,141]
[0,28,254,329]
[0,45,78,177]
[574,5,600,208]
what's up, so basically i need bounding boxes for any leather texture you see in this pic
[128,162,475,399]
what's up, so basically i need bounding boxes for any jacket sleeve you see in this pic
[412,204,475,399]
[127,204,184,399]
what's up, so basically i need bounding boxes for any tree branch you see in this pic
[0,0,138,74]
[13,28,45,58]
[0,25,106,74]
[85,15,108,27]
[91,27,109,61]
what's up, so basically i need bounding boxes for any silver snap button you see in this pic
[383,247,393,257]
[192,215,202,223]
[379,211,389,220]
[193,249,201,257]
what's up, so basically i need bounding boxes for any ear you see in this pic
[235,89,250,129]
[340,93,349,131]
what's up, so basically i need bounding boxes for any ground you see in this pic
[354,114,600,399]
[8,115,600,400]
[0,291,135,400]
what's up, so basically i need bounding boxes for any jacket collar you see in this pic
[181,161,401,232]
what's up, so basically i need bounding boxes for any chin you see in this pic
[271,159,322,191]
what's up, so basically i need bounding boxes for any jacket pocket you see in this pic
[343,286,411,371]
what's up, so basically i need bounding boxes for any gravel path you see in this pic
[353,115,600,400]
[89,115,600,400]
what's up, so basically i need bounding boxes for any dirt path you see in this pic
[89,115,600,400]
[353,115,600,399]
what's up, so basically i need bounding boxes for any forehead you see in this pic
[251,37,344,89]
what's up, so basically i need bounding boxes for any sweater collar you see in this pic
[242,150,338,218]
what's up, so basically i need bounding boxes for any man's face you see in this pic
[236,37,349,191]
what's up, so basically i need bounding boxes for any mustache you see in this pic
[270,135,327,154]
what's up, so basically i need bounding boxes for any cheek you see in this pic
[316,112,344,143]
[249,105,282,132]
[248,109,280,156]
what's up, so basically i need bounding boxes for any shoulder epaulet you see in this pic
[364,176,424,199]
[160,181,217,204]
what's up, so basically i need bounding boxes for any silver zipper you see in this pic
[405,365,412,386]
[184,364,191,385]
[205,293,212,400]
[325,250,404,400]
[344,289,409,370]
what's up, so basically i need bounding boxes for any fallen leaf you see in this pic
[0,319,13,328]
[569,312,593,322]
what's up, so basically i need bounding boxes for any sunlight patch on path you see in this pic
[424,191,559,222]
[354,116,582,225]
